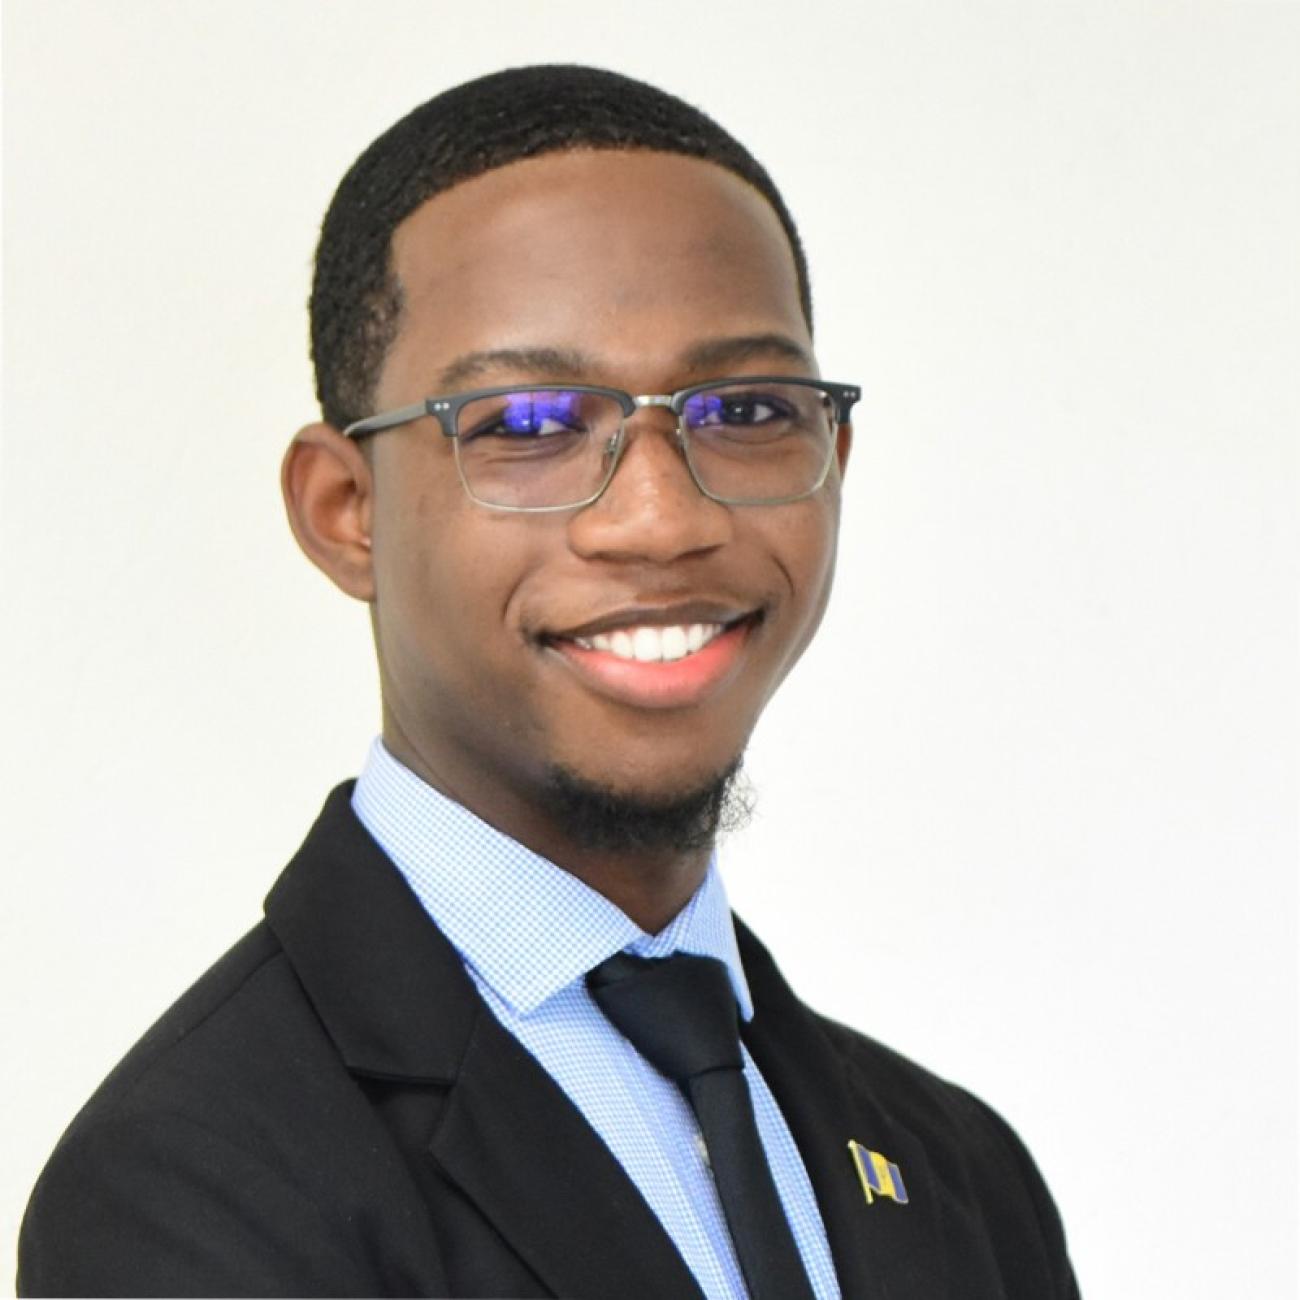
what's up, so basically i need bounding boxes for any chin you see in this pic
[541,755,753,856]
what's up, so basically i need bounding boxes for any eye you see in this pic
[684,389,800,437]
[462,390,590,442]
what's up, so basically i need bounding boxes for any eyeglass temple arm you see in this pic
[342,401,439,440]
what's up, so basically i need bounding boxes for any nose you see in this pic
[566,408,734,564]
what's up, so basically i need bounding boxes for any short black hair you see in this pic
[310,64,812,431]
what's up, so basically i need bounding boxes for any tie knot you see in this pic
[586,951,743,1083]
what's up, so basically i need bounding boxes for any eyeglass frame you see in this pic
[342,375,862,512]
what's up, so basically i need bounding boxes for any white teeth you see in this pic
[575,622,726,663]
[659,626,689,661]
[632,627,661,662]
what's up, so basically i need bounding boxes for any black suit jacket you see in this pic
[19,786,1079,1298]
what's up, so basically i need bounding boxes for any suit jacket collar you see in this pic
[265,782,471,1081]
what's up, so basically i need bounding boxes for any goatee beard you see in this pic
[543,757,754,855]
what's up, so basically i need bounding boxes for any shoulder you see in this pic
[817,1012,1078,1294]
[17,923,396,1297]
[816,1008,1019,1143]
[817,1009,1055,1192]
[737,916,1054,1180]
[735,917,1079,1297]
[48,922,346,1136]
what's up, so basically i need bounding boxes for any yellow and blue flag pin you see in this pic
[847,1140,909,1206]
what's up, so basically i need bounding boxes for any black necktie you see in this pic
[586,952,816,1300]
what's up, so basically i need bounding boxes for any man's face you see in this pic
[365,149,847,835]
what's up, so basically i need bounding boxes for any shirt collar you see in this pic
[351,738,753,1020]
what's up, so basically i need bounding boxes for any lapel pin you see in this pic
[847,1139,909,1206]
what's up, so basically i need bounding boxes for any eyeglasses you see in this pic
[343,376,861,512]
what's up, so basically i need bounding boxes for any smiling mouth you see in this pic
[540,610,762,709]
[542,602,762,653]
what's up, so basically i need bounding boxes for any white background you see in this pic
[3,2,1296,1296]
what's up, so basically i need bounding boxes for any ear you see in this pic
[835,421,853,479]
[281,422,375,601]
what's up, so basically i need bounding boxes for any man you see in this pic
[19,65,1078,1299]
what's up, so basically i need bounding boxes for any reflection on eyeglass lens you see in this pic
[462,391,615,445]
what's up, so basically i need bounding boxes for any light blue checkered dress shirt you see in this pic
[352,738,839,1300]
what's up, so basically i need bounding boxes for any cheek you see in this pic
[775,497,841,608]
[376,479,450,602]
[373,435,477,591]
[762,500,842,671]
[372,474,545,684]
[371,477,476,672]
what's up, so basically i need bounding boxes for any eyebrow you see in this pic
[431,333,816,393]
[435,347,591,391]
[678,333,815,376]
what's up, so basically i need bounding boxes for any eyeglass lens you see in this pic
[453,381,837,509]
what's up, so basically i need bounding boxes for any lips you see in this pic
[540,603,762,710]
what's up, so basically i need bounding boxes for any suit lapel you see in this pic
[737,921,951,1300]
[266,785,701,1300]
[428,1001,703,1300]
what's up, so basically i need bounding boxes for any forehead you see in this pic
[379,150,809,398]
